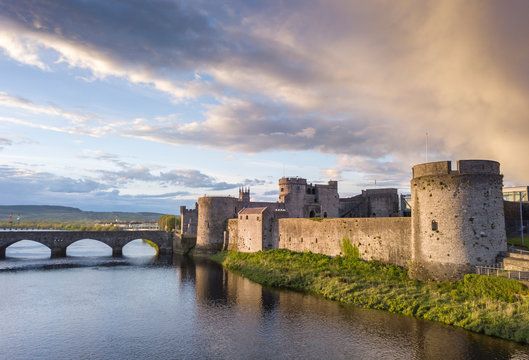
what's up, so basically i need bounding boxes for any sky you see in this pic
[1,0,529,214]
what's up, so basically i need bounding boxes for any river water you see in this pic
[1,240,529,360]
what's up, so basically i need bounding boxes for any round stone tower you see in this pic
[278,177,307,218]
[196,196,240,253]
[410,160,506,281]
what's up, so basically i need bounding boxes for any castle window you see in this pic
[240,216,242,220]
[281,187,284,192]
[256,216,259,221]
[431,220,438,231]
[246,215,248,220]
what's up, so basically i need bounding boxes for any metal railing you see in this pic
[476,265,529,281]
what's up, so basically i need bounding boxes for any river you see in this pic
[1,240,529,359]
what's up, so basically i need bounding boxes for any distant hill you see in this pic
[0,205,165,222]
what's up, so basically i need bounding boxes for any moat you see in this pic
[1,241,529,359]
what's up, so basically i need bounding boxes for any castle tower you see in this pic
[239,186,250,203]
[410,160,506,281]
[278,177,307,218]
[196,196,240,253]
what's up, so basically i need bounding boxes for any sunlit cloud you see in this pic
[1,0,529,206]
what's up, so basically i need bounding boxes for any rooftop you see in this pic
[239,207,268,215]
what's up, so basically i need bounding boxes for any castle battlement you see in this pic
[456,160,500,175]
[412,159,500,178]
[279,177,307,185]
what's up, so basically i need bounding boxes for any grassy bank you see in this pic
[211,249,529,344]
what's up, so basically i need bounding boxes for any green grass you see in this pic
[508,235,529,250]
[142,239,159,253]
[211,249,529,344]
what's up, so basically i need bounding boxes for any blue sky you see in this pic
[1,0,528,213]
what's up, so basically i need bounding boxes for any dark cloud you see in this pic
[0,1,217,69]
[96,166,156,185]
[0,0,313,84]
[125,100,392,157]
[159,169,240,190]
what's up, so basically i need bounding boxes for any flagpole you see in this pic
[426,132,429,163]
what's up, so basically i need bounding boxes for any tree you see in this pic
[158,215,176,232]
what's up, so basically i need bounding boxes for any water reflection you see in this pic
[173,255,529,360]
[0,250,528,359]
[4,238,157,260]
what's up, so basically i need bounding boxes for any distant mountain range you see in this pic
[0,205,165,222]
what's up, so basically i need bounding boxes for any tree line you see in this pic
[0,221,120,231]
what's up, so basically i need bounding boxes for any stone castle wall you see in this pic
[363,189,399,217]
[410,160,506,280]
[197,197,240,252]
[180,204,198,236]
[197,197,283,253]
[226,217,411,267]
[277,218,412,267]
[279,177,307,218]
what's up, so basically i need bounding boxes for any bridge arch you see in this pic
[67,239,113,257]
[4,240,51,259]
[122,239,158,257]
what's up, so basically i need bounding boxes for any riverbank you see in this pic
[211,249,529,344]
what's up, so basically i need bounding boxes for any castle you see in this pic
[179,160,507,281]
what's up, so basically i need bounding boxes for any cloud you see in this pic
[1,0,529,186]
[0,165,187,212]
[79,150,130,168]
[78,151,247,190]
[0,138,12,150]
[124,99,387,156]
[0,92,94,124]
[0,92,115,138]
[0,1,225,101]
[321,155,411,189]
[159,169,241,190]
[0,166,108,194]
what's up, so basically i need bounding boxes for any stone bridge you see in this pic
[0,230,173,258]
